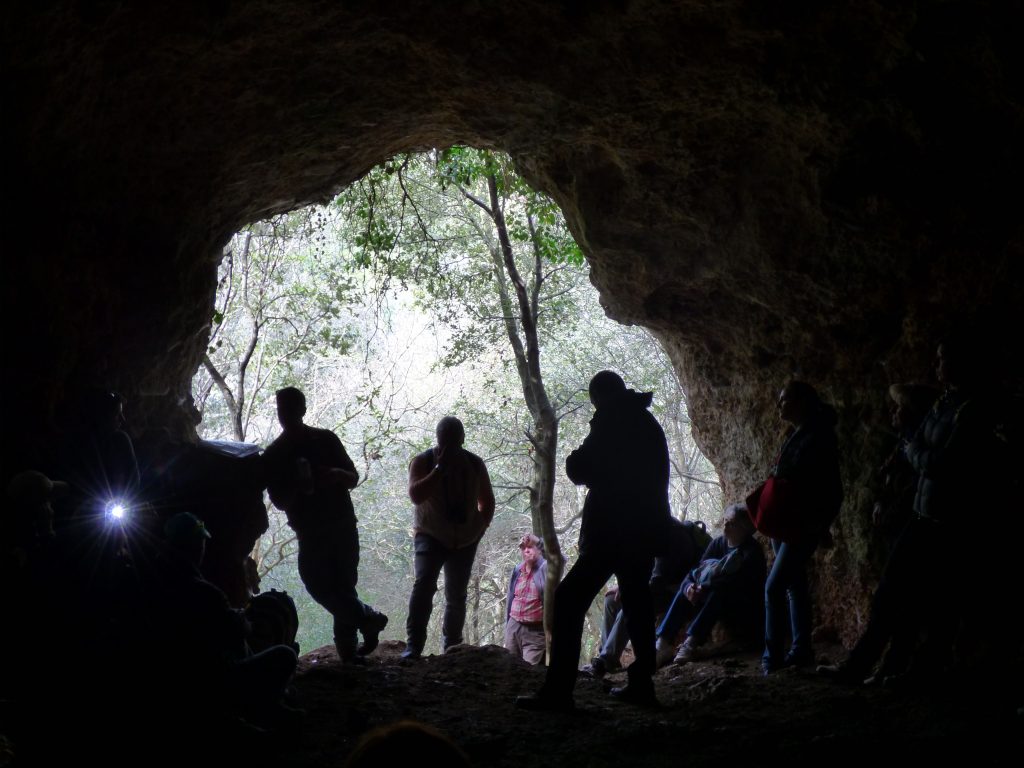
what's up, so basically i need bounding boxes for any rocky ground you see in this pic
[272,641,1021,767]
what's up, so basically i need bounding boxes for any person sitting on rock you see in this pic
[156,512,299,729]
[585,516,709,677]
[654,503,766,666]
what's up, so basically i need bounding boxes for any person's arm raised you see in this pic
[409,448,444,505]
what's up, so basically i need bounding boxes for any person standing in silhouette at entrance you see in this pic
[748,380,842,675]
[819,340,993,685]
[517,370,671,710]
[403,416,495,659]
[264,387,387,663]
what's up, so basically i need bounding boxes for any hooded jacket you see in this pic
[566,389,671,557]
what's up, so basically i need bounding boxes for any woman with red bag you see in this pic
[748,381,843,675]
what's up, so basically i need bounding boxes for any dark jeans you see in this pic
[405,533,480,653]
[297,518,374,654]
[657,587,695,641]
[599,590,628,662]
[601,583,676,661]
[846,516,950,676]
[763,538,817,666]
[543,550,655,698]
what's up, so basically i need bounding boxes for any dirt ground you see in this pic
[272,640,1021,767]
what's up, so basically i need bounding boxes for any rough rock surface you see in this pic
[191,644,1024,766]
[4,2,1022,644]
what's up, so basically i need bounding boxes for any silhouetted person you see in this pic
[264,387,387,662]
[3,472,67,688]
[344,720,470,768]
[404,416,495,658]
[2,471,87,763]
[819,340,991,685]
[653,504,766,666]
[585,516,709,677]
[156,512,298,728]
[517,371,671,710]
[505,533,547,665]
[748,380,842,675]
[871,384,939,555]
[2,471,63,559]
[57,388,140,520]
[51,390,152,640]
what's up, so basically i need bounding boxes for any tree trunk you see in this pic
[486,172,564,659]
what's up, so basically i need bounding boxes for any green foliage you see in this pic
[193,207,364,443]
[335,148,585,373]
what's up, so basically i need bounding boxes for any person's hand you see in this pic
[685,584,698,604]
[434,444,449,474]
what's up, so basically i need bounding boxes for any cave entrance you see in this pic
[191,148,722,654]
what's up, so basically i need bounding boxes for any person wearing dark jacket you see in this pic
[871,384,939,555]
[749,381,843,675]
[156,512,298,727]
[819,341,989,684]
[264,387,388,662]
[654,504,766,665]
[517,371,671,710]
[505,533,547,664]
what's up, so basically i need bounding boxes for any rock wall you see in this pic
[4,1,1022,641]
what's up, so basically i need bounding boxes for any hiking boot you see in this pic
[400,645,422,660]
[515,690,575,713]
[655,638,676,669]
[609,680,659,708]
[673,636,704,665]
[357,610,388,656]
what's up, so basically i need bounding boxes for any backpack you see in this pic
[682,519,712,556]
[246,588,300,654]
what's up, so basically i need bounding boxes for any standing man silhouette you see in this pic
[403,416,495,659]
[517,371,671,710]
[264,387,387,662]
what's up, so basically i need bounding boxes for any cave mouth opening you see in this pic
[191,147,723,654]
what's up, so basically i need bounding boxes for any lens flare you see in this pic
[105,500,127,520]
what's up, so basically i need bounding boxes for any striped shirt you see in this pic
[510,562,543,624]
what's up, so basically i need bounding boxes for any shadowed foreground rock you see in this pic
[228,643,1024,766]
